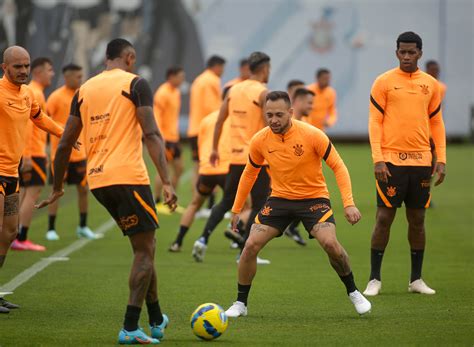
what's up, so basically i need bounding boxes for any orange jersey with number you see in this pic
[188,69,221,137]
[232,120,354,213]
[23,80,48,158]
[153,81,180,142]
[306,83,337,130]
[227,79,267,165]
[198,111,230,175]
[369,67,446,166]
[47,85,87,162]
[0,76,63,177]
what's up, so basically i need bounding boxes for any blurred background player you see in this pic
[36,38,177,344]
[13,57,54,251]
[225,91,371,318]
[0,45,64,313]
[44,63,98,241]
[153,66,186,214]
[425,60,447,100]
[192,52,271,264]
[286,79,305,102]
[223,58,250,96]
[306,68,338,130]
[365,32,446,297]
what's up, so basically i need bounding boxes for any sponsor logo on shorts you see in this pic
[386,186,397,197]
[419,84,430,95]
[118,214,139,230]
[399,152,423,161]
[309,203,330,212]
[293,144,304,156]
[420,180,431,188]
[88,165,103,176]
[261,205,272,216]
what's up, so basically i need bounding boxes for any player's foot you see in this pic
[195,208,212,219]
[408,279,436,294]
[13,239,46,251]
[0,298,20,309]
[236,255,271,265]
[155,202,172,215]
[225,301,247,318]
[192,239,207,262]
[10,239,28,251]
[118,328,160,344]
[363,279,382,296]
[168,243,181,252]
[284,228,306,246]
[150,314,169,340]
[348,290,371,315]
[0,306,9,314]
[46,230,60,241]
[77,226,101,240]
[224,229,245,246]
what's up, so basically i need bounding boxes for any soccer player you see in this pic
[187,55,225,182]
[306,68,338,130]
[425,60,447,100]
[153,66,185,214]
[0,46,64,313]
[223,58,250,96]
[45,63,99,241]
[224,91,371,317]
[191,52,272,263]
[13,57,54,251]
[364,32,446,296]
[36,39,177,344]
[286,79,305,101]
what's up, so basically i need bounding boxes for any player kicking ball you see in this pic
[225,91,371,317]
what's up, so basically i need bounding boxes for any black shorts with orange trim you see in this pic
[165,141,182,161]
[91,184,159,236]
[49,160,87,186]
[0,176,19,196]
[255,197,335,238]
[196,174,226,196]
[20,157,47,187]
[189,136,199,162]
[376,163,432,209]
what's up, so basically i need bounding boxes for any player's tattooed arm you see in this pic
[4,194,19,216]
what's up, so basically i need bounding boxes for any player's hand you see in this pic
[374,161,391,183]
[21,157,33,173]
[73,141,82,151]
[231,213,240,232]
[433,162,446,186]
[162,183,178,212]
[344,206,362,225]
[210,150,220,167]
[35,189,64,209]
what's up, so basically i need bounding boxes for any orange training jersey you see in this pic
[306,83,337,130]
[47,85,87,162]
[227,79,267,165]
[188,69,221,137]
[153,81,180,143]
[0,76,63,177]
[198,110,230,175]
[71,69,152,189]
[23,80,48,158]
[369,67,446,166]
[231,120,354,213]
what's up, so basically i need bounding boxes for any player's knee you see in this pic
[407,213,425,229]
[242,240,261,258]
[376,212,394,229]
[321,239,340,256]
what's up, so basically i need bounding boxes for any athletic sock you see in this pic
[48,215,56,231]
[410,249,425,283]
[339,272,358,295]
[207,192,215,209]
[147,300,164,326]
[201,231,211,244]
[123,305,141,331]
[79,213,87,228]
[17,226,29,242]
[175,225,189,246]
[370,248,385,281]
[237,283,251,305]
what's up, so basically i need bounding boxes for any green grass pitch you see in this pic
[0,144,472,346]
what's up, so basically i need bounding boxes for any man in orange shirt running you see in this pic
[364,32,446,296]
[13,57,54,251]
[224,91,371,318]
[0,46,64,313]
[307,68,337,130]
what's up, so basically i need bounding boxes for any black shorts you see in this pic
[91,185,159,236]
[0,176,19,197]
[19,157,47,187]
[189,136,199,162]
[255,197,336,238]
[165,142,182,161]
[196,174,227,196]
[376,163,432,209]
[49,160,87,186]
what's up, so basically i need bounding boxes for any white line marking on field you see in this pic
[0,218,116,293]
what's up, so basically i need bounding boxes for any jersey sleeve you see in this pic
[368,76,387,163]
[428,81,446,163]
[130,77,153,108]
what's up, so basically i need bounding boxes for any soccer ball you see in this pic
[190,303,228,340]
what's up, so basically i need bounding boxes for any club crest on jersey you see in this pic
[261,206,272,216]
[24,96,30,108]
[386,186,397,197]
[419,84,429,95]
[293,144,304,156]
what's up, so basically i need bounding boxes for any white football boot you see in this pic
[408,279,436,294]
[192,239,207,262]
[225,301,248,318]
[349,290,372,315]
[363,279,382,296]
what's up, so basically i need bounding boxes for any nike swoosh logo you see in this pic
[320,209,329,213]
[268,150,277,153]
[394,87,403,90]
[7,102,14,106]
